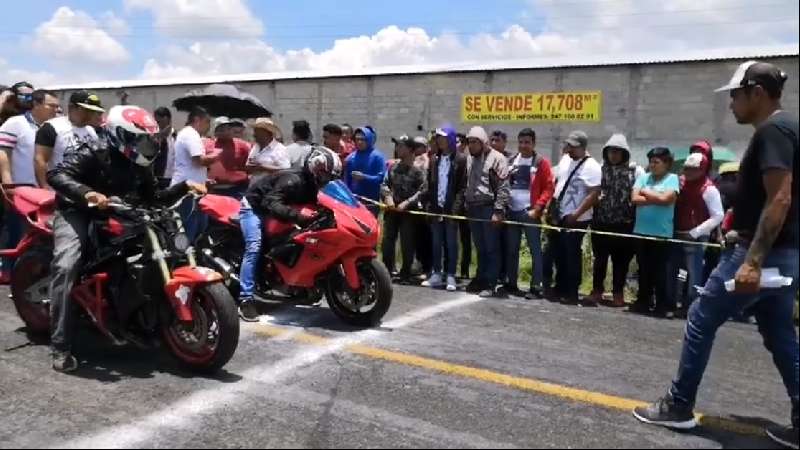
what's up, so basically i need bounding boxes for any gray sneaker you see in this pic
[52,351,78,373]
[633,394,697,430]
[766,425,799,450]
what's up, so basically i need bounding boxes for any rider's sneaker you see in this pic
[239,298,260,323]
[633,393,697,430]
[52,350,78,373]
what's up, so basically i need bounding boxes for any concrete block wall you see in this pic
[58,56,799,164]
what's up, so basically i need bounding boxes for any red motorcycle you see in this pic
[197,180,392,327]
[1,185,240,373]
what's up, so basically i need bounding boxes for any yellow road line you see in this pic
[249,324,766,437]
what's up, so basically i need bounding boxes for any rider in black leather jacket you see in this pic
[47,105,206,373]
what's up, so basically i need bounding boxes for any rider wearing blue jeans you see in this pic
[237,147,342,322]
[634,61,799,449]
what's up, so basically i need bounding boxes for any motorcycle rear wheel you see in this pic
[10,247,53,336]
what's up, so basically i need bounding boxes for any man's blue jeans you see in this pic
[237,207,262,301]
[178,196,208,243]
[543,222,589,299]
[504,210,543,289]
[467,205,501,286]
[431,218,459,278]
[670,245,799,416]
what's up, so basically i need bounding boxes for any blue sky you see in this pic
[1,0,797,86]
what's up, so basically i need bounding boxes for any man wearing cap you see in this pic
[420,127,466,292]
[205,116,251,199]
[246,118,289,182]
[635,61,799,449]
[34,91,104,189]
[542,131,601,305]
[229,119,247,141]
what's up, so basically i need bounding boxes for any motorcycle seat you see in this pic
[229,214,240,226]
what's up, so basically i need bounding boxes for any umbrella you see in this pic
[173,84,271,119]
[672,146,738,172]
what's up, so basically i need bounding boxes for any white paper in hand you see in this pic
[725,268,794,292]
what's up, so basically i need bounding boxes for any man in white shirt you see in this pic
[1,90,59,185]
[0,89,59,281]
[285,120,313,169]
[171,106,218,241]
[542,131,602,305]
[245,118,290,185]
[34,91,104,189]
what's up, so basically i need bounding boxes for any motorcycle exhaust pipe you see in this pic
[201,249,240,283]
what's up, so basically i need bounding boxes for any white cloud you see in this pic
[0,58,57,87]
[100,11,130,36]
[139,0,797,81]
[140,25,586,79]
[6,0,795,85]
[32,6,130,65]
[124,0,263,38]
[528,0,799,53]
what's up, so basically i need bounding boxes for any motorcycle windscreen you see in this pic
[320,180,360,208]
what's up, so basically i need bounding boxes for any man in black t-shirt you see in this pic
[634,61,799,450]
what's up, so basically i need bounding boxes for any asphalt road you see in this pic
[0,283,795,449]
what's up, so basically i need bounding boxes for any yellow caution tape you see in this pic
[356,195,723,249]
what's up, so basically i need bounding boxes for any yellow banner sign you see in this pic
[462,92,602,123]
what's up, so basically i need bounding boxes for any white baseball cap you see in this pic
[684,153,706,169]
[716,60,788,93]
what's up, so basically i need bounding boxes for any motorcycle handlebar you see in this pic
[89,193,201,214]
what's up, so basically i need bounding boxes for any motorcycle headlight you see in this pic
[174,232,191,253]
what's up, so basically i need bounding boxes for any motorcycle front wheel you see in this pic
[162,283,240,373]
[326,258,392,327]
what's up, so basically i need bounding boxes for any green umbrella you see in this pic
[672,146,738,173]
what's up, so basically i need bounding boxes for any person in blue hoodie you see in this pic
[344,126,387,216]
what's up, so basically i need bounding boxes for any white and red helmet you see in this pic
[304,146,342,187]
[105,105,161,167]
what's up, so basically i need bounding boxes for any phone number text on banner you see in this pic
[462,92,602,123]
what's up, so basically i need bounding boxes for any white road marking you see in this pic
[57,294,482,449]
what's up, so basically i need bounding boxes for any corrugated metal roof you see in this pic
[46,44,799,91]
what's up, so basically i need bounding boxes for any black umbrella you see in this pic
[173,84,271,119]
